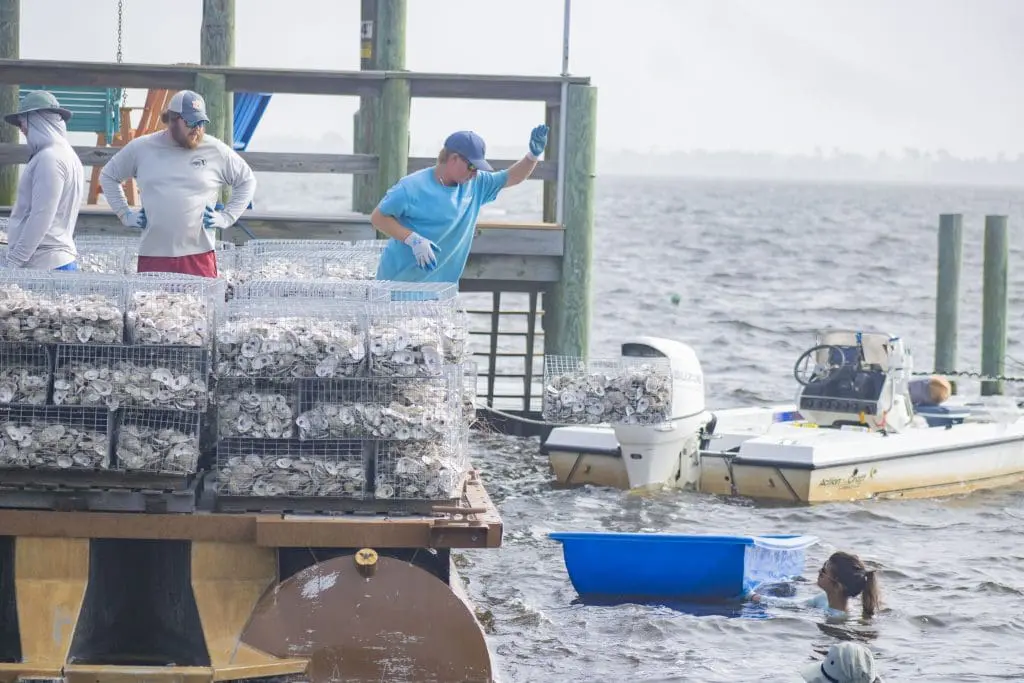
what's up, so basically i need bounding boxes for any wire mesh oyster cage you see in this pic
[0,405,113,474]
[125,272,225,348]
[0,342,53,406]
[542,355,675,425]
[372,432,469,503]
[462,360,479,430]
[294,372,463,442]
[73,235,139,274]
[53,343,211,411]
[0,270,126,344]
[214,437,371,509]
[215,298,368,380]
[366,300,452,378]
[232,278,377,302]
[232,249,376,283]
[216,377,300,439]
[113,407,201,476]
[244,238,388,255]
[369,281,459,304]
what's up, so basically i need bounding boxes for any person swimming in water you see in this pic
[751,551,881,619]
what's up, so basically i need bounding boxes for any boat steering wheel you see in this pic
[793,344,850,386]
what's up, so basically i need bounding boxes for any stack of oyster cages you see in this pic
[541,354,675,426]
[0,270,223,478]
[213,271,474,503]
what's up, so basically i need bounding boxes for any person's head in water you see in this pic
[161,90,209,150]
[818,551,881,618]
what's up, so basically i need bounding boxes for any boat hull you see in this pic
[701,430,1024,503]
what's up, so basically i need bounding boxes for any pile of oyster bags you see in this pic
[0,269,223,478]
[211,240,475,504]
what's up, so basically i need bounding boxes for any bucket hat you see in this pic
[801,642,882,683]
[3,90,73,126]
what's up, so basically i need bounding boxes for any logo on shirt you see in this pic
[191,157,207,169]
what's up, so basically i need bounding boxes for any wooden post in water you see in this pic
[375,0,409,207]
[934,214,963,387]
[0,0,18,207]
[352,0,379,214]
[981,214,1009,396]
[546,84,597,358]
[199,0,235,148]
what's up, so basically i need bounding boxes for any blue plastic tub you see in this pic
[549,532,818,601]
[915,404,970,428]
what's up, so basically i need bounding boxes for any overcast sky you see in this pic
[16,0,1024,158]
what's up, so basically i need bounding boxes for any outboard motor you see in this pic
[612,336,711,490]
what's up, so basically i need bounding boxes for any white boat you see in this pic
[541,331,1024,503]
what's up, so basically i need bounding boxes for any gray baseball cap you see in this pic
[3,90,73,126]
[165,89,210,126]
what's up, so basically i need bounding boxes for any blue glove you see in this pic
[203,204,232,231]
[528,124,549,159]
[403,232,441,271]
[120,207,146,230]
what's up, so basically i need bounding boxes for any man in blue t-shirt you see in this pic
[371,124,549,283]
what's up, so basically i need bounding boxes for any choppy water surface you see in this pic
[260,175,1024,681]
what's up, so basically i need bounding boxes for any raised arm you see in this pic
[504,124,549,188]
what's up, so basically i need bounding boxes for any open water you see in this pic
[258,174,1024,682]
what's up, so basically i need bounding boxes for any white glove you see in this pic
[403,232,440,270]
[202,205,232,230]
[119,208,147,230]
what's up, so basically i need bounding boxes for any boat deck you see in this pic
[0,469,502,549]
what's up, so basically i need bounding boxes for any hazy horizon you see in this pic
[15,0,1024,185]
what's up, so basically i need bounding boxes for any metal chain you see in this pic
[912,369,1024,384]
[116,0,127,105]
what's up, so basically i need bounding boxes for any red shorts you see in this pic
[137,250,218,278]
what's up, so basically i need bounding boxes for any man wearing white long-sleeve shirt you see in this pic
[99,89,256,277]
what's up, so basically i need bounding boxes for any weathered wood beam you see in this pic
[200,0,236,148]
[0,0,18,206]
[0,59,590,102]
[0,207,565,272]
[0,144,557,179]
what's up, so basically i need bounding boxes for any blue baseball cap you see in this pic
[166,90,210,126]
[444,130,492,171]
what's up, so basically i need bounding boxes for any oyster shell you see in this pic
[542,362,674,425]
[375,439,466,500]
[295,399,455,441]
[368,314,445,378]
[53,360,208,410]
[116,422,199,474]
[0,284,122,344]
[218,388,297,439]
[216,452,366,498]
[0,366,50,406]
[0,419,109,469]
[215,317,366,379]
[127,290,210,347]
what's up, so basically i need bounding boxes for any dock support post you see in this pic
[545,84,597,358]
[352,0,379,214]
[981,214,1009,396]
[375,0,408,211]
[0,0,18,207]
[199,0,235,148]
[935,214,962,388]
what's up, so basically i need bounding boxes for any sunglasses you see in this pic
[455,154,477,173]
[169,114,206,130]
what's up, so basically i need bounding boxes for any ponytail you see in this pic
[860,569,880,618]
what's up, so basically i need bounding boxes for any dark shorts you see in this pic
[137,250,218,278]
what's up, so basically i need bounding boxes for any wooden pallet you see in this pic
[0,466,194,492]
[0,478,198,513]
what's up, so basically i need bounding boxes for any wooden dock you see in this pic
[0,0,598,424]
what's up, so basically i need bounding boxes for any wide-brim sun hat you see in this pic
[3,90,73,126]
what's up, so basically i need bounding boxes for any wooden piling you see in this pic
[352,0,379,214]
[199,0,235,148]
[0,0,18,207]
[374,0,409,205]
[545,84,597,358]
[934,214,962,379]
[981,214,1009,396]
